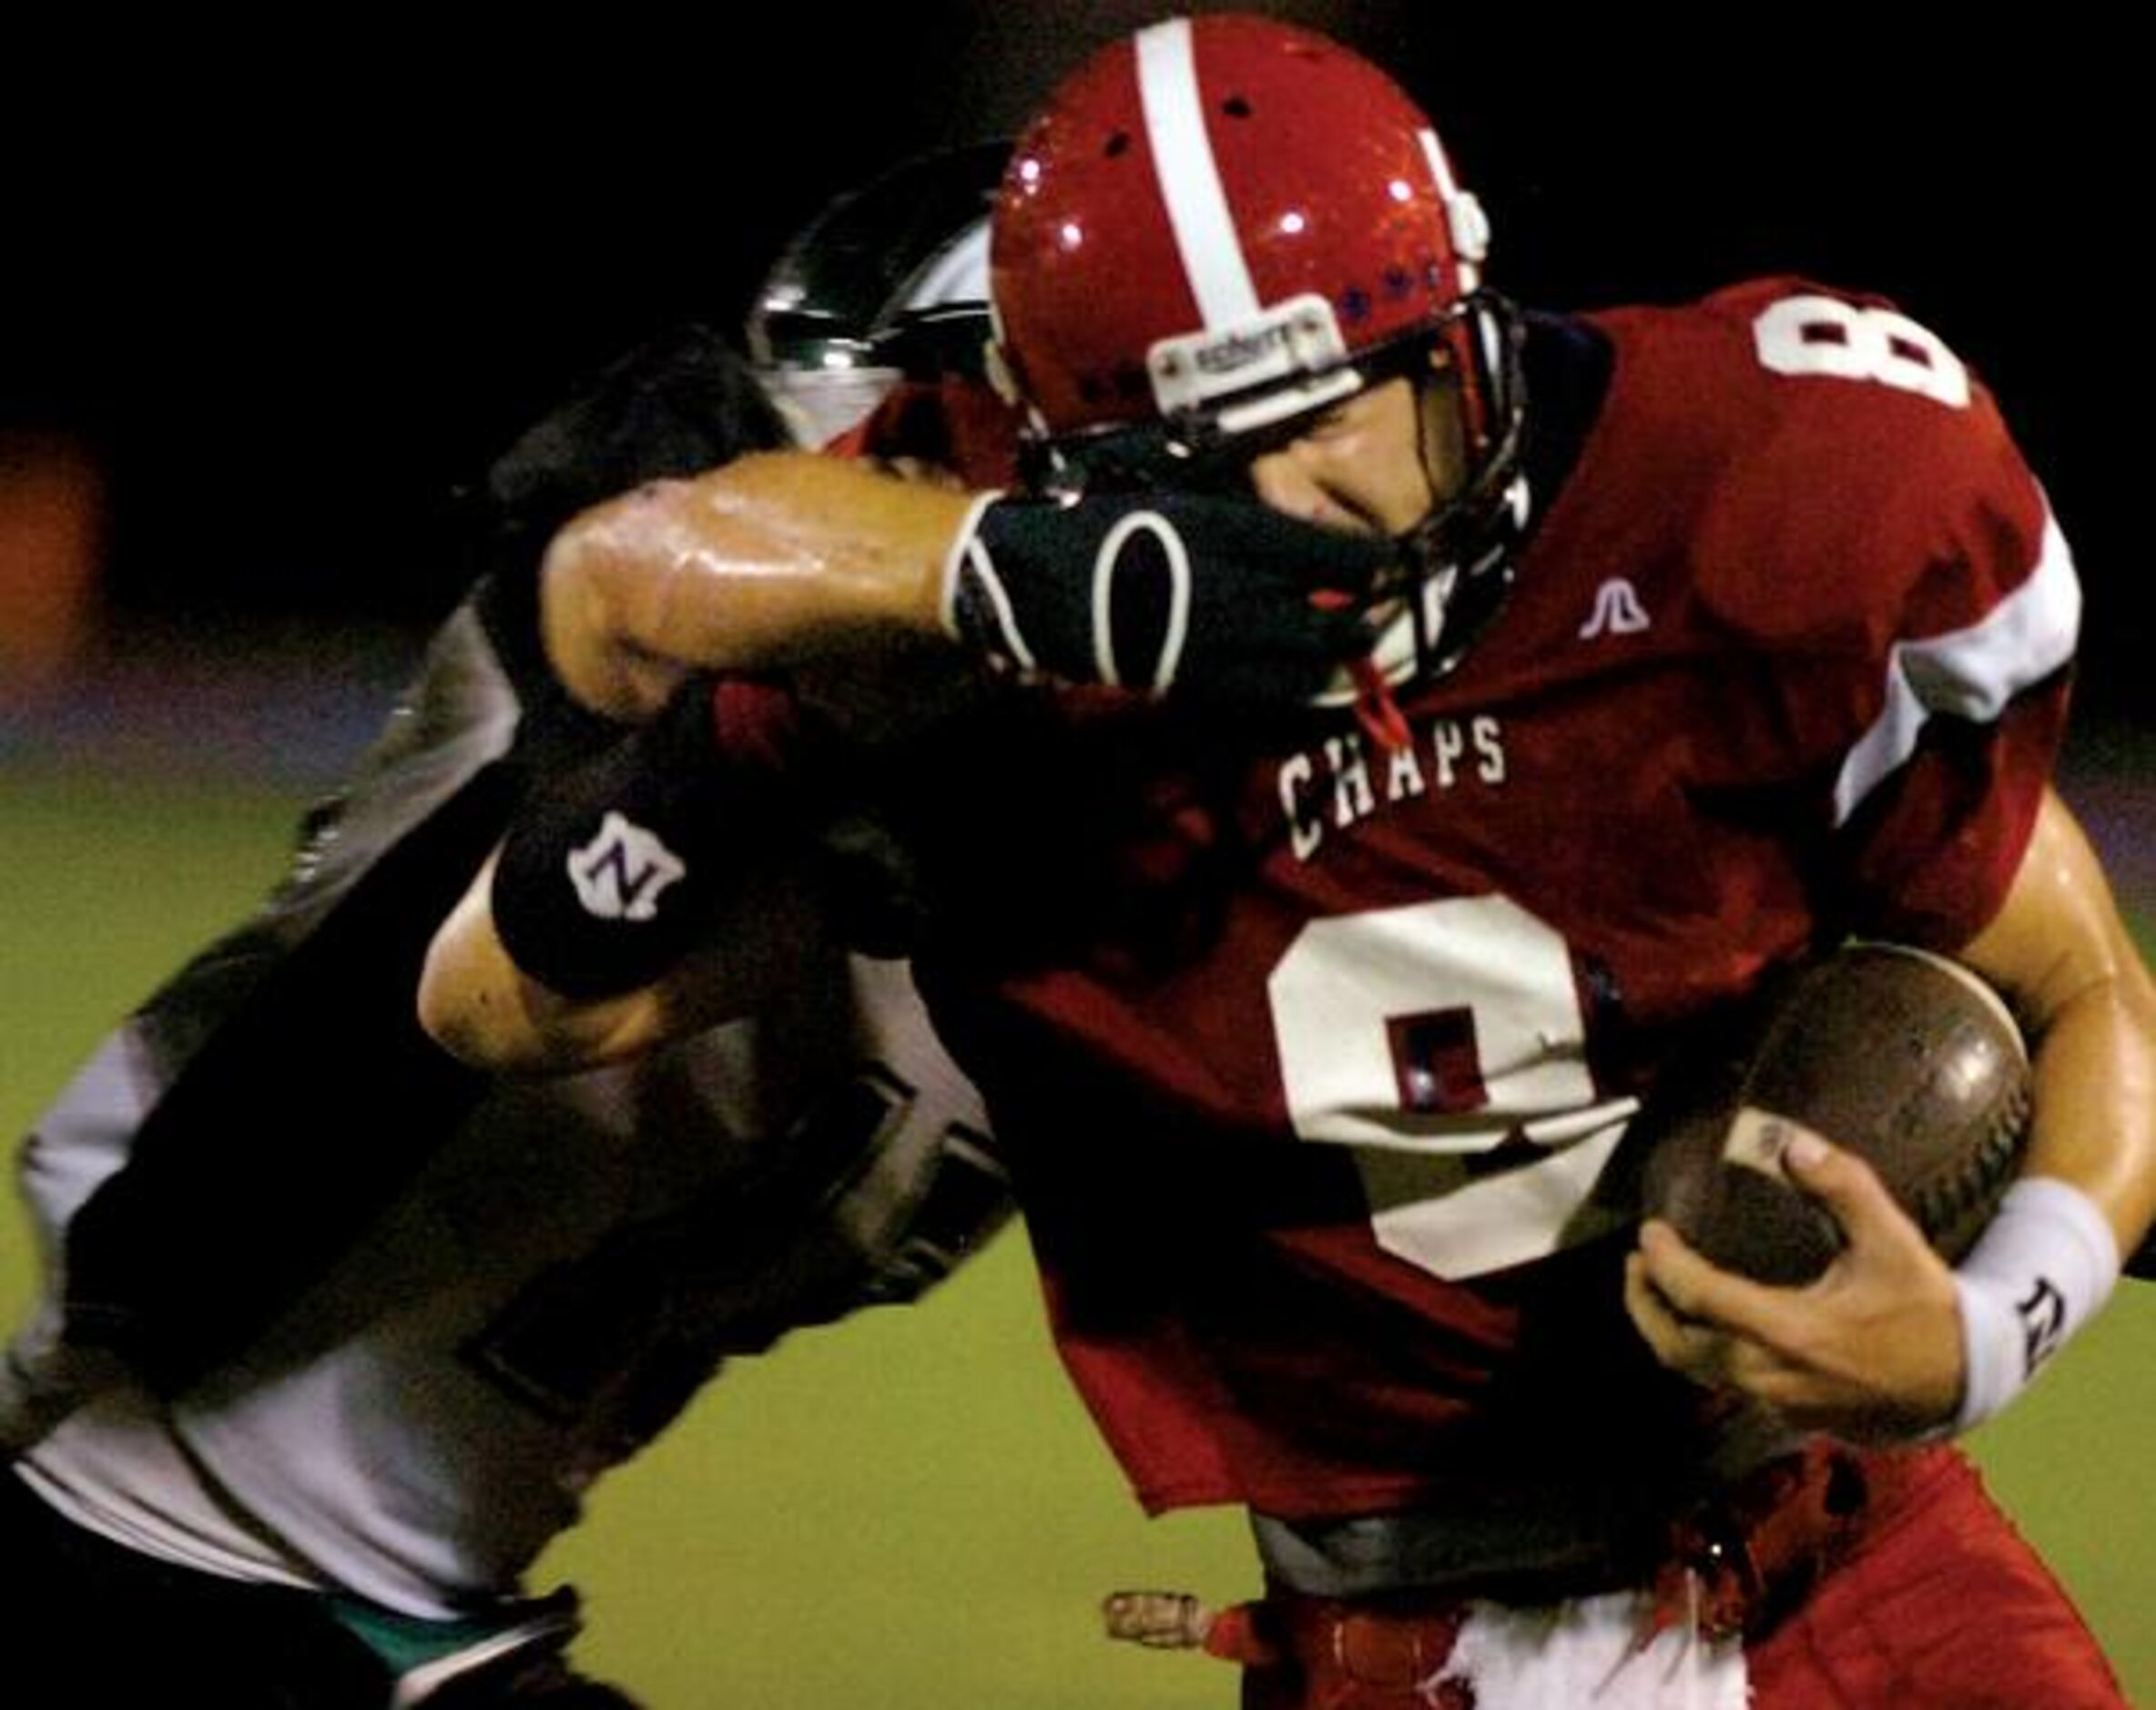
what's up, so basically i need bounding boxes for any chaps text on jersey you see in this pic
[1278,716,1507,861]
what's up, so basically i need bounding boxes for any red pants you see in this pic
[1744,1446,2121,1709]
[1234,1447,2122,1709]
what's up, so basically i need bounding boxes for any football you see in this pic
[1634,942,2032,1286]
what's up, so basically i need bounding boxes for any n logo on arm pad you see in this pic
[568,813,687,922]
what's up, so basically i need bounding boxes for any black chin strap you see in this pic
[1392,468,1529,686]
[1388,293,1531,684]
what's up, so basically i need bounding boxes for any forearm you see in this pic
[1625,789,2156,1440]
[1958,791,2156,1255]
[540,456,1395,723]
[418,852,666,1073]
[1935,789,2156,1428]
[542,450,980,720]
[2015,979,2156,1258]
[418,851,822,1074]
[415,675,834,1074]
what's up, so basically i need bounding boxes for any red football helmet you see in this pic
[988,15,1525,683]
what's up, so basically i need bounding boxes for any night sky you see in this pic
[5,5,2137,713]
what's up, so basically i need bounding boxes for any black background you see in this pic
[4,5,2137,714]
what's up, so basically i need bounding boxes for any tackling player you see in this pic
[0,150,1013,1708]
[421,17,2156,1707]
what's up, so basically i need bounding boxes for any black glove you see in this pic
[942,491,1391,707]
[474,321,792,585]
[461,322,797,724]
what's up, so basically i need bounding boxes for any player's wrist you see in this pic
[1950,1176,2120,1432]
[489,678,802,1000]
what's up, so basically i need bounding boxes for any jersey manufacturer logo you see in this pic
[567,812,686,921]
[1578,578,1651,639]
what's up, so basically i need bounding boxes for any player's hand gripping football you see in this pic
[943,490,1392,707]
[1624,1129,1966,1443]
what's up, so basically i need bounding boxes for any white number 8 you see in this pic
[1752,294,1970,409]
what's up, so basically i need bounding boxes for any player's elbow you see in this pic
[416,923,524,1072]
[415,865,559,1074]
[417,887,666,1077]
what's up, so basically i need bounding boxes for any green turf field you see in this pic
[5,759,2151,1705]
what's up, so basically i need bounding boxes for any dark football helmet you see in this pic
[749,140,1011,447]
[987,15,1527,689]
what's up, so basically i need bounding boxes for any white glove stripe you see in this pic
[1092,510,1194,691]
[937,492,1008,637]
[1091,527,1123,687]
[1155,524,1194,691]
[969,542,1038,673]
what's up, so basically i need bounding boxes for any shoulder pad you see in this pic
[1589,279,2057,658]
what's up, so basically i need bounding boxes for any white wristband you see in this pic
[1952,1177,2120,1433]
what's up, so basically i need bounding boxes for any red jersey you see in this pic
[873,279,2078,1522]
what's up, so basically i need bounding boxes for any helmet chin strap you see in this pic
[1395,473,1527,679]
[1404,371,1465,676]
[1326,431,1526,749]
[1317,293,1531,735]
[1302,424,1527,742]
[1389,306,1531,685]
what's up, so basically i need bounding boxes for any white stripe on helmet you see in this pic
[1135,18,1259,330]
[1419,127,1490,291]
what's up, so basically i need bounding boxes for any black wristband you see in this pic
[490,678,796,998]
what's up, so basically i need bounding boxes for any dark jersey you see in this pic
[19,321,798,1398]
[5,330,1009,1615]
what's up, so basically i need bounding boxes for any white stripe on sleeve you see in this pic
[1833,506,2080,826]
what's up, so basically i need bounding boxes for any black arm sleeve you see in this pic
[490,677,807,999]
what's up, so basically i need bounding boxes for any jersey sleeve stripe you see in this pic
[1833,506,2081,828]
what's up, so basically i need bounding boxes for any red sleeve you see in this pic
[1636,280,2081,948]
[1796,361,2079,948]
[1834,671,2070,947]
[707,676,810,773]
[833,376,1023,487]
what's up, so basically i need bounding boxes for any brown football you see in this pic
[1634,942,2032,1286]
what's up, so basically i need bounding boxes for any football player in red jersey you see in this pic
[422,15,2156,1706]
